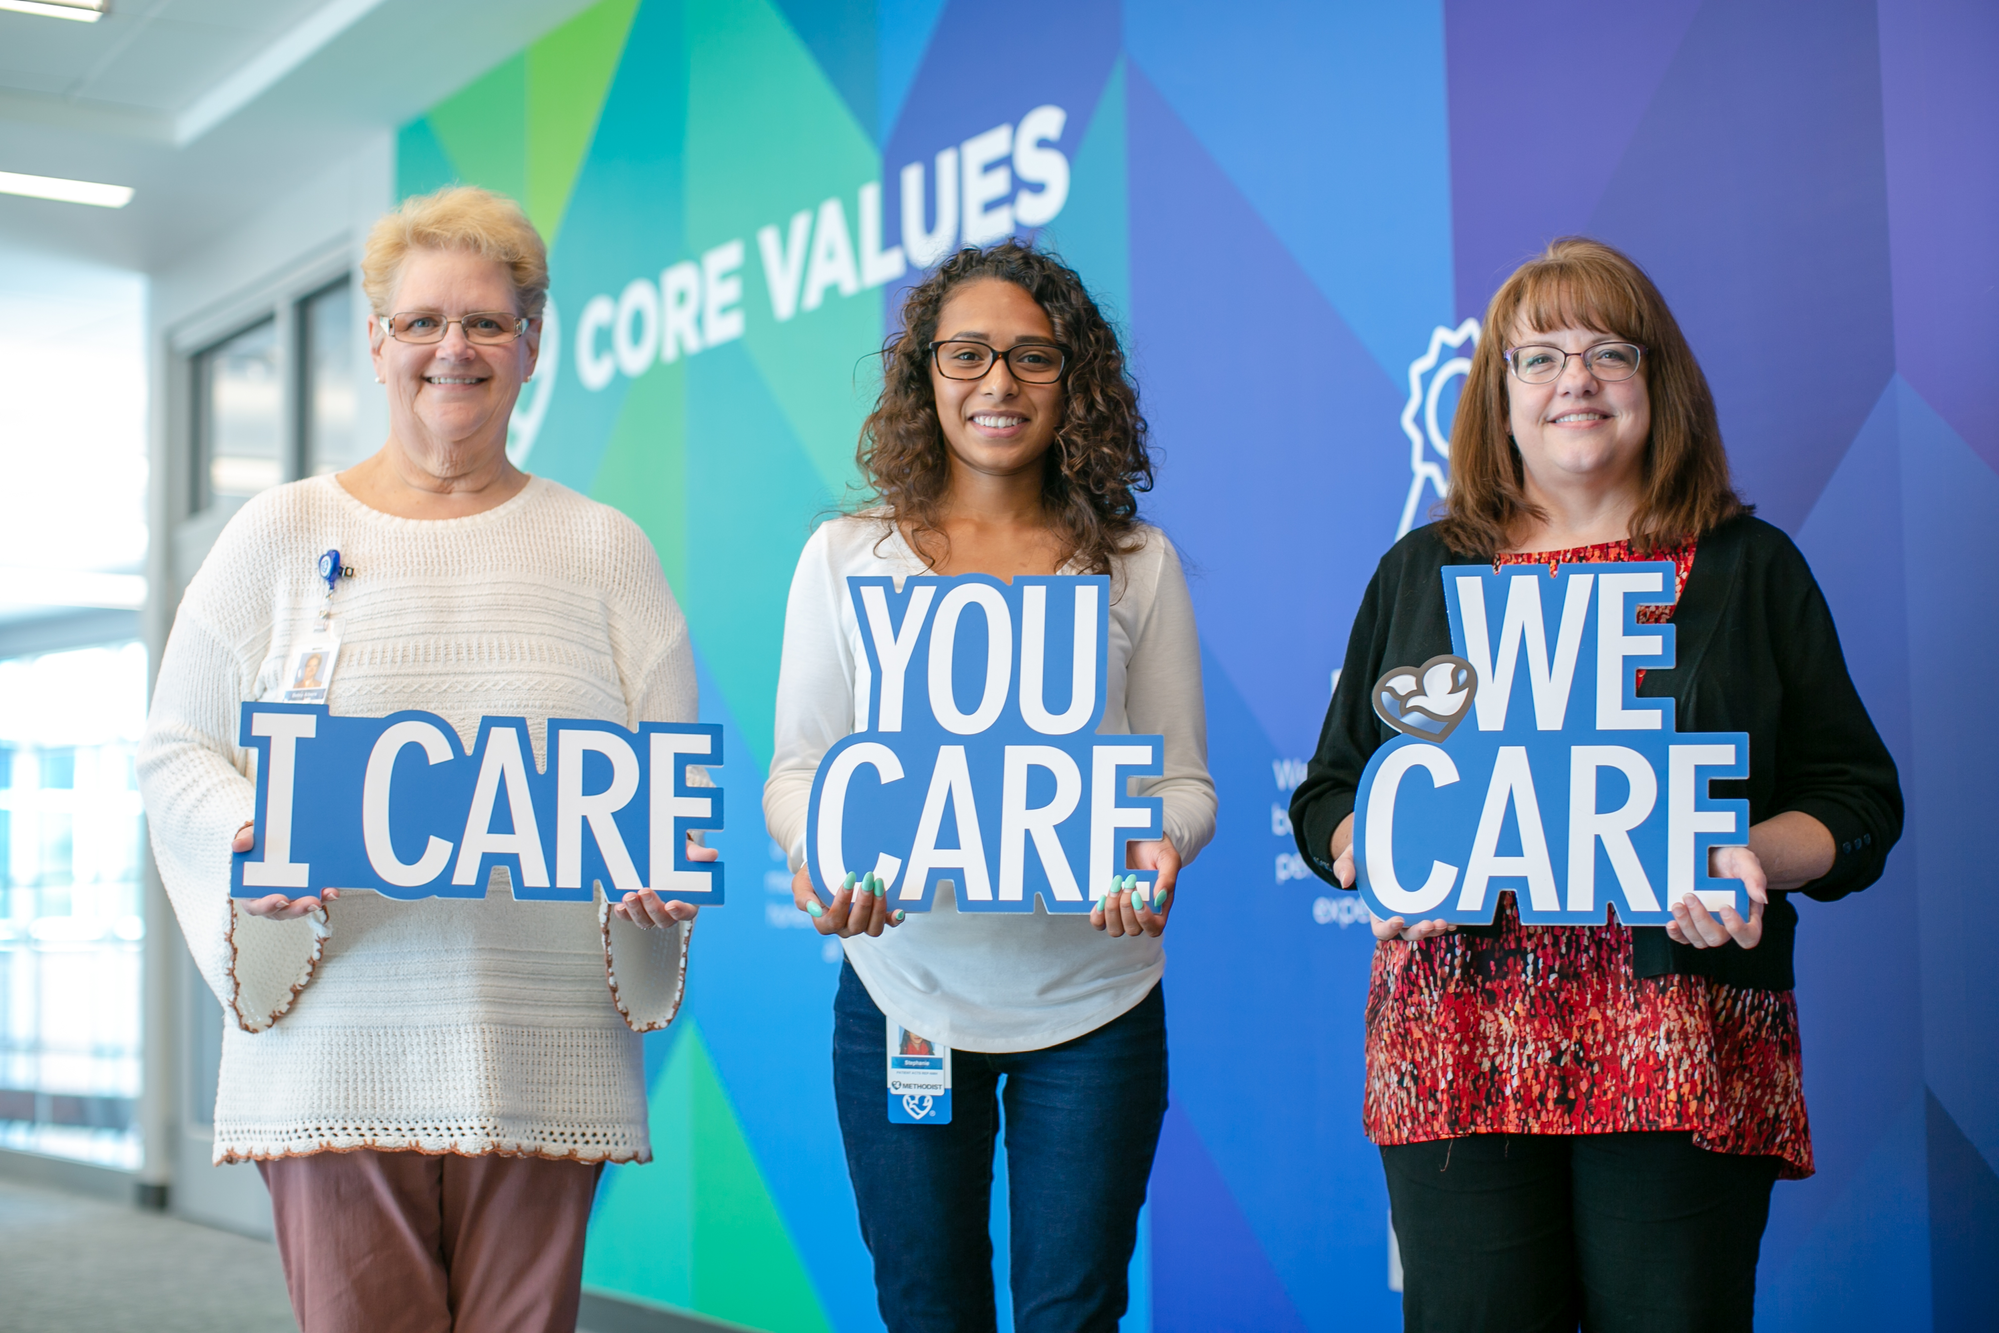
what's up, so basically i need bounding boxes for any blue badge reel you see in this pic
[804,574,1166,915]
[1352,562,1752,928]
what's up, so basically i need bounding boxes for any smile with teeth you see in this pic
[972,413,1025,429]
[1551,411,1609,424]
[426,375,486,385]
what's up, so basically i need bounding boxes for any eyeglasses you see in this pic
[1504,341,1645,384]
[929,340,1067,384]
[383,311,529,346]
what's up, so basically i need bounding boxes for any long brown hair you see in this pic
[1435,236,1746,558]
[855,242,1152,575]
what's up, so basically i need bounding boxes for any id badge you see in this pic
[281,624,342,704]
[887,1018,951,1124]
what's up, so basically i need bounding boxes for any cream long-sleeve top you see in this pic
[764,516,1216,1052]
[139,474,694,1164]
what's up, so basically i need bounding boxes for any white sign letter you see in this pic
[362,720,456,888]
[860,584,936,732]
[1363,745,1461,915]
[556,730,644,895]
[927,584,1012,735]
[999,745,1083,902]
[242,711,317,889]
[1458,746,1559,914]
[1566,745,1658,914]
[904,745,992,901]
[1597,571,1666,730]
[649,731,716,897]
[1019,582,1096,735]
[1668,743,1740,908]
[453,725,548,888]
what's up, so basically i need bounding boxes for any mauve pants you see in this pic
[258,1149,603,1333]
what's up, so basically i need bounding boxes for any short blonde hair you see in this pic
[360,186,549,318]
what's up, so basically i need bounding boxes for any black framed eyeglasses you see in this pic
[929,340,1067,383]
[1504,341,1646,384]
[384,311,530,346]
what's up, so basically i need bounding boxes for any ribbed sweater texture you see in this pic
[139,475,695,1164]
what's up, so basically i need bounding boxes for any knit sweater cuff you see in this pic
[600,903,691,1033]
[228,901,331,1032]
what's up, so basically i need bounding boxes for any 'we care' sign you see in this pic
[1355,561,1752,927]
[232,708,723,903]
[806,574,1164,912]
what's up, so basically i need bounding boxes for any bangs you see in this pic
[1505,260,1652,344]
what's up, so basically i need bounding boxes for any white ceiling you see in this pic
[0,0,329,112]
[0,0,600,271]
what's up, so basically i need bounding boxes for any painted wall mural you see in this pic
[394,1,1998,1328]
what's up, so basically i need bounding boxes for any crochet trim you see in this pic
[225,899,332,1034]
[599,901,692,1034]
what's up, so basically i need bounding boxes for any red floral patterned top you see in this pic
[1361,539,1813,1179]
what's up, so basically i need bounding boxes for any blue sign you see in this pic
[805,575,1165,913]
[1354,562,1750,927]
[231,703,724,903]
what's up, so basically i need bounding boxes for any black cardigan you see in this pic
[1289,515,1903,991]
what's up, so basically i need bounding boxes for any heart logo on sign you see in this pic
[901,1094,934,1120]
[1372,655,1477,742]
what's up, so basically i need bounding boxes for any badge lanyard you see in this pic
[282,549,349,705]
[887,1019,952,1124]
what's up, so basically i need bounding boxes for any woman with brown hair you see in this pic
[1289,237,1900,1331]
[763,242,1215,1332]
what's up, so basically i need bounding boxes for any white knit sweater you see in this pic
[140,475,695,1164]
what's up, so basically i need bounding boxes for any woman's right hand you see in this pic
[792,866,904,938]
[229,821,338,919]
[1329,814,1457,945]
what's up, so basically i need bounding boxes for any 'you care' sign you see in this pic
[1354,561,1751,928]
[806,575,1164,913]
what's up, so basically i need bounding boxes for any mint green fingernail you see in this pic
[1129,888,1144,911]
[805,900,824,919]
[892,910,906,923]
[842,871,857,892]
[1152,889,1166,911]
[868,874,883,896]
[1125,874,1139,891]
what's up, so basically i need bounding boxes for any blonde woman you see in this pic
[140,187,705,1332]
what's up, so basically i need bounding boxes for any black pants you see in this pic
[1382,1132,1782,1333]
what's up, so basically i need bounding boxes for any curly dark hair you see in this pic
[855,241,1152,576]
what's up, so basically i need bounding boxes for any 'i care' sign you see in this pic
[232,706,724,904]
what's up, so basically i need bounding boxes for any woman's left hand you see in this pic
[1666,844,1768,950]
[610,836,713,929]
[1092,836,1179,939]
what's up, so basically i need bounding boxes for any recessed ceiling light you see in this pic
[0,0,105,20]
[0,170,134,208]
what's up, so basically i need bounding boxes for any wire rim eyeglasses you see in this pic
[1503,341,1646,385]
[383,311,531,346]
[928,339,1067,384]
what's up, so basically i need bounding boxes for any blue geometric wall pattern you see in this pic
[401,1,1998,1326]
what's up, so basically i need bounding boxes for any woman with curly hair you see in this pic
[763,242,1215,1332]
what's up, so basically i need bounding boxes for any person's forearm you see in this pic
[1748,810,1836,891]
[1329,813,1355,863]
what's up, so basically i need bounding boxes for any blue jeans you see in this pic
[832,960,1168,1333]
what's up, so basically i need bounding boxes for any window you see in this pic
[302,279,363,476]
[0,645,148,1168]
[191,318,282,514]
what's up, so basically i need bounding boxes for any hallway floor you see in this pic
[0,1177,295,1332]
